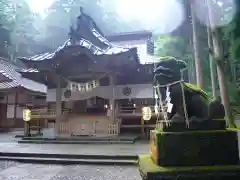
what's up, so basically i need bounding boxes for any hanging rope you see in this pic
[180,68,189,128]
[155,81,170,127]
[180,82,189,128]
[153,57,190,129]
[68,72,109,92]
[153,76,190,128]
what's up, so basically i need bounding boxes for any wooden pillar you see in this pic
[24,122,28,136]
[115,100,121,134]
[109,74,116,123]
[13,91,18,125]
[115,100,119,118]
[55,76,62,135]
[141,118,145,137]
[5,94,8,131]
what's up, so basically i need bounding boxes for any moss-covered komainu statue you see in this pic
[153,57,225,126]
[138,57,240,180]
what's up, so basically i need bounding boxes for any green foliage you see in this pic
[155,36,186,59]
[154,35,197,84]
[0,0,39,60]
[221,0,240,105]
[41,0,143,49]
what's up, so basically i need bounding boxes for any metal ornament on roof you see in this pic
[122,87,131,96]
[64,89,72,98]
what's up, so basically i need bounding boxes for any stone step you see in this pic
[22,136,139,141]
[0,156,137,166]
[18,140,134,144]
[0,152,138,160]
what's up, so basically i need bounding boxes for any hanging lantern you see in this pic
[23,109,31,122]
[142,106,152,121]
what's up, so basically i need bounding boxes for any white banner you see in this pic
[69,80,100,93]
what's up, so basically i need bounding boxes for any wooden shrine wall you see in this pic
[47,84,154,102]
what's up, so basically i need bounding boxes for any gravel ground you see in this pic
[0,161,141,180]
[0,142,149,156]
[0,131,149,156]
[0,132,143,179]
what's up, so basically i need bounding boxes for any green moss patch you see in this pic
[139,154,240,174]
[139,155,240,180]
[151,130,239,166]
[154,129,228,134]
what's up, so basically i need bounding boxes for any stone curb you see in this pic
[21,136,139,141]
[0,156,138,166]
[0,152,138,160]
[18,140,134,144]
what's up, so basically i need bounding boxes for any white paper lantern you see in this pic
[23,109,31,122]
[142,106,152,121]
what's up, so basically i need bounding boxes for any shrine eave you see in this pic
[18,43,140,69]
[107,30,153,42]
[18,69,68,88]
[19,40,139,59]
[0,58,46,93]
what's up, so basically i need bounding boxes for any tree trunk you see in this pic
[190,1,204,89]
[207,24,217,99]
[206,0,235,127]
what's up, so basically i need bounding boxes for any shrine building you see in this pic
[18,9,156,137]
[0,58,46,131]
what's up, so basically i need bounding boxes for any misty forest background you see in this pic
[1,0,240,105]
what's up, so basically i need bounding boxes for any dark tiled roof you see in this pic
[0,58,46,93]
[19,10,144,64]
[0,70,13,82]
[106,30,152,42]
[20,29,132,62]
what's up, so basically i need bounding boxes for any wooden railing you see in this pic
[59,122,70,134]
[117,106,157,116]
[30,105,159,119]
[30,109,68,119]
[108,124,119,135]
[56,122,120,136]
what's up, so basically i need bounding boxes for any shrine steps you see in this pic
[0,152,138,166]
[18,139,134,144]
[17,135,140,144]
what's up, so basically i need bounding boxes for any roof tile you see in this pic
[0,59,46,93]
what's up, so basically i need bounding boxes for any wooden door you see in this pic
[0,103,7,130]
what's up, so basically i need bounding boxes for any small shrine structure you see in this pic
[0,57,46,131]
[18,8,155,137]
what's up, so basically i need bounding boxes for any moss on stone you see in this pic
[139,154,240,174]
[150,129,239,166]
